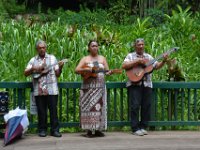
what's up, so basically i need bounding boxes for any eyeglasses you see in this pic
[135,38,144,43]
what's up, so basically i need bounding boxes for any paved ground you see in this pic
[1,131,200,150]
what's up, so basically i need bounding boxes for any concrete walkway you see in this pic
[1,131,200,150]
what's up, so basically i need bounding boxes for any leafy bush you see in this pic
[145,8,166,27]
[108,0,131,24]
[1,0,25,16]
[0,5,199,82]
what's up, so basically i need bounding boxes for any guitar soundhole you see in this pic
[133,68,143,77]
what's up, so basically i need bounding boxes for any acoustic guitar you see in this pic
[126,47,179,82]
[32,58,68,79]
[81,61,122,80]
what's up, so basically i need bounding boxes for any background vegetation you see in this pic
[0,1,200,82]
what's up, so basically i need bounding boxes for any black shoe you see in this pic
[83,130,94,138]
[95,130,105,137]
[38,131,47,137]
[51,131,62,137]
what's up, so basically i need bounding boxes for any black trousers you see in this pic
[35,95,59,133]
[128,85,152,132]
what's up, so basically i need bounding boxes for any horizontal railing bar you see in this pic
[0,82,32,88]
[109,121,200,127]
[58,82,81,88]
[153,82,200,89]
[0,82,200,89]
[148,121,200,126]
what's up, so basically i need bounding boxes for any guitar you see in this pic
[32,59,68,79]
[81,61,122,80]
[126,47,179,82]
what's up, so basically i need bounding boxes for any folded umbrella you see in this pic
[4,107,29,146]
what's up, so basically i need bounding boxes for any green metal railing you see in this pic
[150,82,200,126]
[0,82,200,128]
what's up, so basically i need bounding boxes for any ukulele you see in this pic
[32,59,68,79]
[126,47,179,82]
[81,61,122,80]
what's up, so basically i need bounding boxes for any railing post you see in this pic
[17,88,24,109]
[150,88,156,130]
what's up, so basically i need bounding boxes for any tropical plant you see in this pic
[108,0,132,24]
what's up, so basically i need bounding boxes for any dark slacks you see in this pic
[35,95,59,133]
[128,85,152,132]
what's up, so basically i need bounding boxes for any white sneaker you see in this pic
[140,129,148,135]
[132,130,144,136]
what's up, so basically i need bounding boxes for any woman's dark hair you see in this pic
[88,40,98,47]
[87,40,98,52]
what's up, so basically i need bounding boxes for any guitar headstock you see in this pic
[61,59,68,63]
[165,47,179,55]
[58,59,68,66]
[172,47,179,52]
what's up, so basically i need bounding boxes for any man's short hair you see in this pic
[36,40,47,48]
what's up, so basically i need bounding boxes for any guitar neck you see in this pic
[46,62,58,70]
[46,59,67,70]
[94,69,109,73]
[94,69,122,74]
[146,47,178,67]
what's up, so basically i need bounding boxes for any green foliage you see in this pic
[65,9,110,27]
[145,8,166,26]
[165,5,194,40]
[0,6,200,83]
[108,0,132,24]
[132,17,152,37]
[2,0,25,16]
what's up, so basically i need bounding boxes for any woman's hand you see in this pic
[105,70,112,76]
